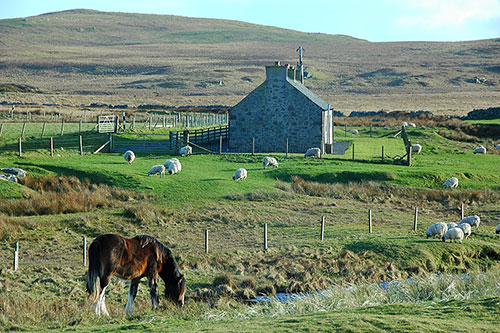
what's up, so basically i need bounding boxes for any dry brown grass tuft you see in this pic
[287,176,499,206]
[123,203,170,225]
[0,175,144,216]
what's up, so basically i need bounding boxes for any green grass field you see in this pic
[0,122,499,331]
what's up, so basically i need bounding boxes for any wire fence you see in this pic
[1,203,494,272]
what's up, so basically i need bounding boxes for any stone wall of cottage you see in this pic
[229,78,323,153]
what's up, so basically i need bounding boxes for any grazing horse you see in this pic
[86,234,186,316]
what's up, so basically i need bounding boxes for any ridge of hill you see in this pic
[0,9,499,114]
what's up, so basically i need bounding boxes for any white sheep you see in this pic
[349,129,359,135]
[411,144,422,154]
[496,223,500,234]
[425,222,448,239]
[0,174,18,182]
[442,177,458,189]
[148,164,165,177]
[304,148,321,158]
[164,158,182,175]
[262,156,279,169]
[446,222,457,230]
[179,145,192,157]
[457,222,472,240]
[496,144,500,150]
[232,168,247,181]
[443,227,464,243]
[459,215,480,230]
[1,167,26,178]
[473,145,486,154]
[408,122,416,127]
[401,121,408,127]
[124,150,135,164]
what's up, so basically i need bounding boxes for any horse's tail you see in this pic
[86,239,101,303]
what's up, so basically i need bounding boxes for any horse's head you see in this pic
[166,274,186,308]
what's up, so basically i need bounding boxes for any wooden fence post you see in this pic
[50,137,54,157]
[41,122,46,137]
[264,223,268,250]
[21,122,26,138]
[219,135,222,154]
[13,242,19,271]
[82,236,87,266]
[413,207,418,231]
[370,124,372,137]
[79,135,83,155]
[286,138,289,158]
[352,143,355,161]
[0,123,3,137]
[60,118,65,136]
[205,230,209,254]
[407,145,412,166]
[252,137,255,155]
[368,209,372,234]
[18,138,22,157]
[79,119,82,134]
[320,216,325,241]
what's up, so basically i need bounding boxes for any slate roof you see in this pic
[286,78,329,111]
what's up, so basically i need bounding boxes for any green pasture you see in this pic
[1,122,500,331]
[1,122,499,206]
[464,118,500,126]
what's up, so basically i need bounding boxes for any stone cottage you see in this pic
[229,58,333,153]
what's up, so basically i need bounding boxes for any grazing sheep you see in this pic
[349,129,359,135]
[0,174,18,182]
[447,222,457,230]
[262,156,279,169]
[1,167,26,178]
[411,144,422,154]
[123,150,135,164]
[442,177,458,189]
[473,145,486,154]
[164,158,182,175]
[496,223,500,234]
[232,168,247,181]
[304,148,321,158]
[179,145,192,157]
[443,227,464,243]
[426,222,448,239]
[401,121,408,127]
[457,222,472,239]
[408,122,416,127]
[148,165,165,177]
[496,144,500,150]
[459,215,480,230]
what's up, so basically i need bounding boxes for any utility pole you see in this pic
[296,46,304,84]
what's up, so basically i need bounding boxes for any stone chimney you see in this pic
[265,62,296,81]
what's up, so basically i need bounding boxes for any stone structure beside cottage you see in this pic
[229,58,333,154]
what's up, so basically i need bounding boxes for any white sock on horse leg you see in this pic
[125,288,135,314]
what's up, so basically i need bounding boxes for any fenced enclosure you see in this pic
[111,126,229,154]
[1,202,492,271]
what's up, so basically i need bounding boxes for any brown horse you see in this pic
[86,234,186,315]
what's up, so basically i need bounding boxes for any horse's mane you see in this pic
[133,235,181,280]
[133,234,170,257]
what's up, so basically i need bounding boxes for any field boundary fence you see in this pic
[1,203,485,272]
[111,125,229,154]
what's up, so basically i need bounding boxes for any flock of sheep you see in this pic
[126,145,322,182]
[425,215,500,242]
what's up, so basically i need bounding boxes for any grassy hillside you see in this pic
[1,121,500,330]
[0,9,499,114]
